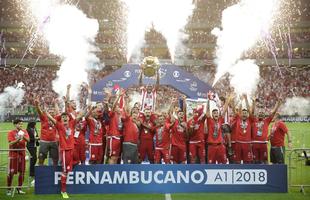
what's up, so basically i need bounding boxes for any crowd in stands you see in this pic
[0,67,58,112]
[1,63,308,116]
[1,0,309,63]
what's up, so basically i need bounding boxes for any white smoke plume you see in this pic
[229,59,260,96]
[27,0,100,99]
[123,0,193,63]
[128,91,142,108]
[0,83,25,120]
[281,97,310,116]
[212,0,279,95]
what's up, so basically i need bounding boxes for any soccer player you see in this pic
[170,106,188,164]
[106,93,124,164]
[65,84,78,117]
[205,95,231,164]
[231,94,253,164]
[139,107,156,163]
[34,98,58,166]
[139,66,159,112]
[251,99,281,164]
[219,96,234,162]
[188,108,206,164]
[7,119,29,196]
[122,98,141,164]
[86,107,104,164]
[154,113,174,164]
[269,113,292,164]
[46,112,75,199]
[72,117,87,165]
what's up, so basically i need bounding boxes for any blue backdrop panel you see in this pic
[91,64,213,101]
[35,164,287,194]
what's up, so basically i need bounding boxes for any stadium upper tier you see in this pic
[1,0,310,67]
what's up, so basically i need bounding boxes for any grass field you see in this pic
[0,122,309,200]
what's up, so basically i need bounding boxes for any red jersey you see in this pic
[122,114,139,144]
[8,129,29,155]
[108,111,123,137]
[188,117,205,142]
[171,119,187,148]
[87,117,103,144]
[270,120,288,147]
[155,121,171,149]
[232,114,251,142]
[73,119,87,143]
[55,121,74,150]
[251,116,273,142]
[140,114,155,141]
[39,113,57,142]
[206,117,224,144]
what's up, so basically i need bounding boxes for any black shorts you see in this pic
[270,146,285,164]
[122,143,138,164]
[38,141,59,161]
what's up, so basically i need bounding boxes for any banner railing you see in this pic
[0,149,31,197]
[288,148,310,194]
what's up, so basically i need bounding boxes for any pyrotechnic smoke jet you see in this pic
[0,83,25,120]
[123,0,193,63]
[26,0,100,100]
[212,0,279,96]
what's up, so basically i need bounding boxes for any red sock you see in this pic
[61,174,67,192]
[7,173,13,188]
[18,173,24,187]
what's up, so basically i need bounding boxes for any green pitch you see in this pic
[0,122,309,200]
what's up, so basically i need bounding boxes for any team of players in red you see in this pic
[7,88,292,198]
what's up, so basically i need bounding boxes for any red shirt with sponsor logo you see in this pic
[155,121,171,149]
[73,119,87,144]
[251,116,273,142]
[139,114,156,141]
[188,116,205,142]
[39,113,57,142]
[122,113,139,144]
[270,120,288,147]
[171,119,187,148]
[87,117,103,144]
[55,121,74,150]
[206,116,224,144]
[231,114,251,142]
[108,111,123,137]
[8,129,29,156]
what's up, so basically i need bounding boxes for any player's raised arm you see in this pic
[155,67,160,91]
[53,98,60,115]
[270,99,282,118]
[112,92,122,112]
[46,112,57,125]
[66,84,71,102]
[123,92,131,115]
[243,93,250,112]
[34,96,43,116]
[77,105,93,122]
[139,66,143,86]
[206,99,211,118]
[250,97,256,117]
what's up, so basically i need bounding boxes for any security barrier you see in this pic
[0,149,31,197]
[288,148,310,194]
